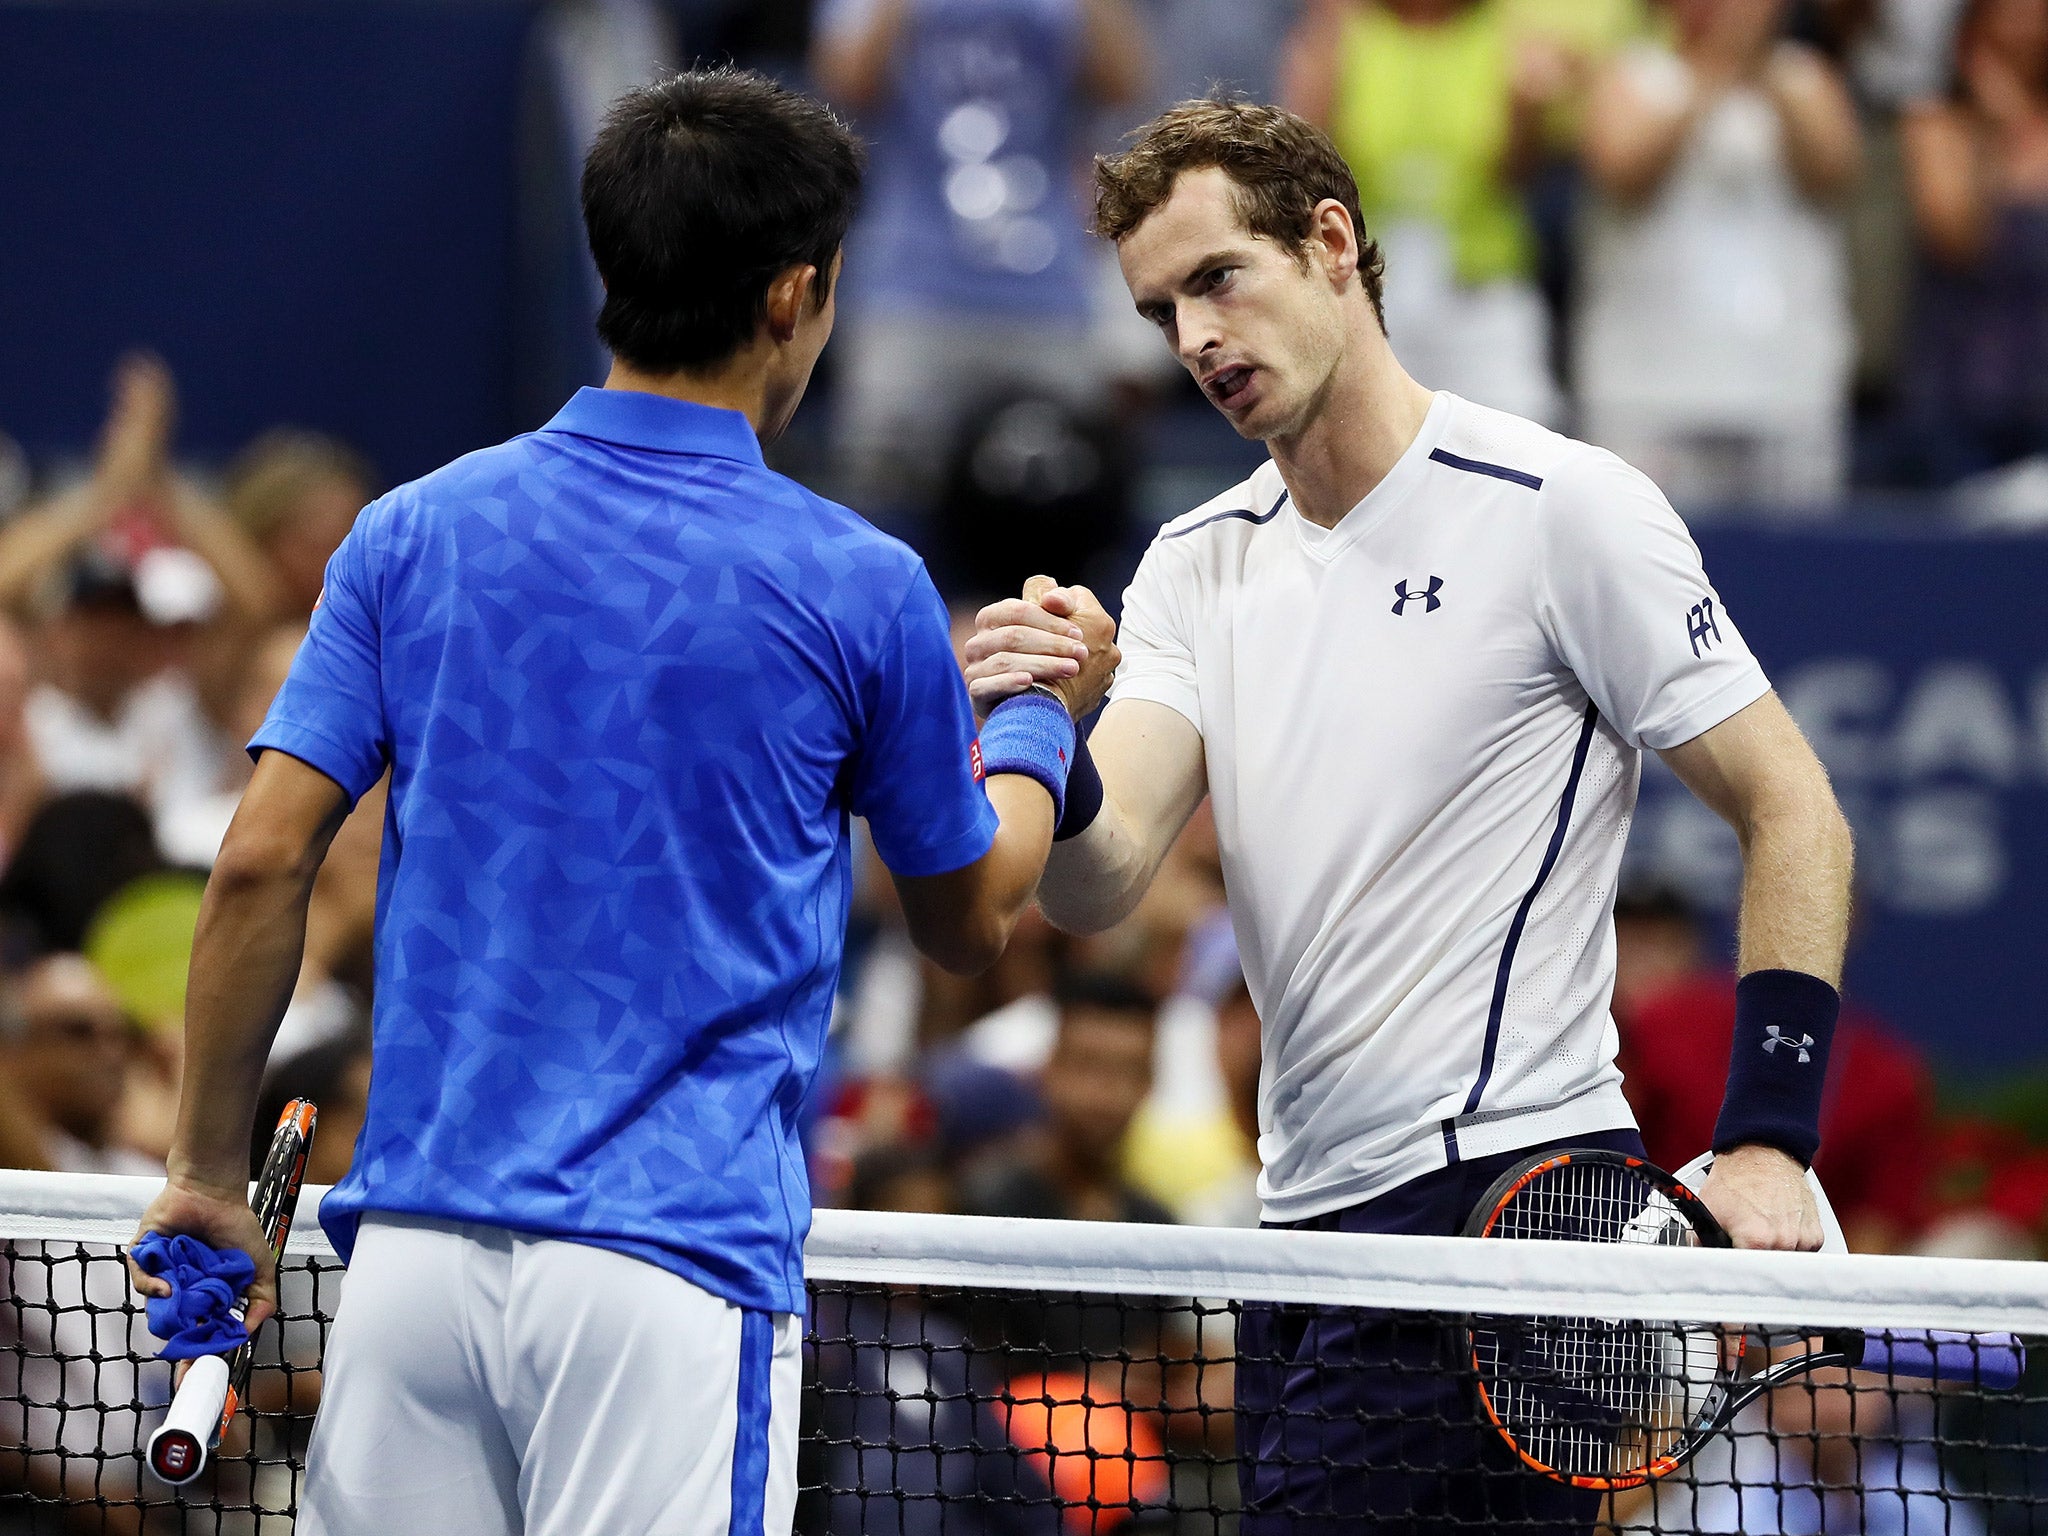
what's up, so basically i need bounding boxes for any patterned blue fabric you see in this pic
[130,1233,255,1360]
[252,387,998,1311]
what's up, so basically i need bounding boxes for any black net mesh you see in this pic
[4,1242,2047,1534]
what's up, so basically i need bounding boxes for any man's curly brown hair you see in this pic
[1094,97,1386,327]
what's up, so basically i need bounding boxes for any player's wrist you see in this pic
[979,691,1077,825]
[163,1156,251,1203]
[1024,681,1075,718]
[1710,968,1840,1168]
[1055,724,1104,842]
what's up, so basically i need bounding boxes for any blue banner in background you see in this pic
[0,1,543,488]
[1631,529,2048,1075]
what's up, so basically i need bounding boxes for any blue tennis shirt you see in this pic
[251,387,998,1312]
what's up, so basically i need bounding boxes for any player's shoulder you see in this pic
[790,483,937,607]
[349,436,543,545]
[1153,460,1291,545]
[1429,396,1588,493]
[1436,397,1668,522]
[1143,461,1292,565]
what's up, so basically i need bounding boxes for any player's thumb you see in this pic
[1022,574,1068,613]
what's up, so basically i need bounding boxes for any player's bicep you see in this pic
[1091,697,1206,859]
[1039,698,1206,934]
[1656,692,1835,837]
[218,750,356,881]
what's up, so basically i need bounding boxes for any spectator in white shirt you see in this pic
[1576,0,1864,511]
[0,356,281,843]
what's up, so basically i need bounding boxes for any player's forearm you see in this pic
[169,838,325,1190]
[1038,794,1158,935]
[1659,697,1852,984]
[1037,698,1205,933]
[1731,783,1853,985]
[900,775,1056,974]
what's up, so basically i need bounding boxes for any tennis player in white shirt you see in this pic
[966,98,1855,1534]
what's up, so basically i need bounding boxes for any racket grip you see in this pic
[1847,1329,2026,1390]
[147,1353,231,1485]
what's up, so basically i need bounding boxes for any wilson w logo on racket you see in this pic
[1460,1148,2026,1490]
[146,1098,318,1488]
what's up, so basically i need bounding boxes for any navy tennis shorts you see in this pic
[1235,1127,1648,1535]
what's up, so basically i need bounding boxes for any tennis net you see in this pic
[5,1170,2048,1533]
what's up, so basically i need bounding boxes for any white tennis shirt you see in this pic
[1110,392,1771,1221]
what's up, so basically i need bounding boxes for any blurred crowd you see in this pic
[7,0,2048,1525]
[789,0,2048,573]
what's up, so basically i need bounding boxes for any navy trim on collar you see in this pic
[538,386,767,467]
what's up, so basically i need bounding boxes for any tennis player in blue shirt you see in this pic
[127,68,1116,1536]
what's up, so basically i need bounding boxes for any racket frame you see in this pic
[1460,1148,1743,1490]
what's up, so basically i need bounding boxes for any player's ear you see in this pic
[1310,199,1358,288]
[763,263,818,344]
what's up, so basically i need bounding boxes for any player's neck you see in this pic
[602,357,775,435]
[1267,329,1435,531]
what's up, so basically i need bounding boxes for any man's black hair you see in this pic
[580,67,864,375]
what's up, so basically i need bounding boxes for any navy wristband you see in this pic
[1711,969,1841,1167]
[978,692,1076,825]
[1055,724,1103,842]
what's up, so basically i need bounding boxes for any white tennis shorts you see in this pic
[298,1213,801,1536]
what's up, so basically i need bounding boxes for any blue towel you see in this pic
[130,1232,256,1360]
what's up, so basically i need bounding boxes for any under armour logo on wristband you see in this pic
[1763,1025,1814,1062]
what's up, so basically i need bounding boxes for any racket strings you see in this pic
[1472,1159,1720,1481]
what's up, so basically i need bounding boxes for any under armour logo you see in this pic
[1687,597,1722,658]
[1392,576,1444,615]
[1762,1024,1813,1063]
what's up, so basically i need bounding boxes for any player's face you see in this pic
[1118,167,1349,445]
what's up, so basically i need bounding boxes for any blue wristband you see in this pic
[1711,969,1841,1167]
[1055,724,1103,842]
[978,692,1076,826]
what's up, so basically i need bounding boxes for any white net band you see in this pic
[4,1168,2046,1333]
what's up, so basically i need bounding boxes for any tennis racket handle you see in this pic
[146,1353,232,1485]
[1841,1329,2026,1390]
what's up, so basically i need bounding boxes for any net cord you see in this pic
[2,1169,2044,1333]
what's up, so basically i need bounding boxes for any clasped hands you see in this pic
[964,574,1121,722]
